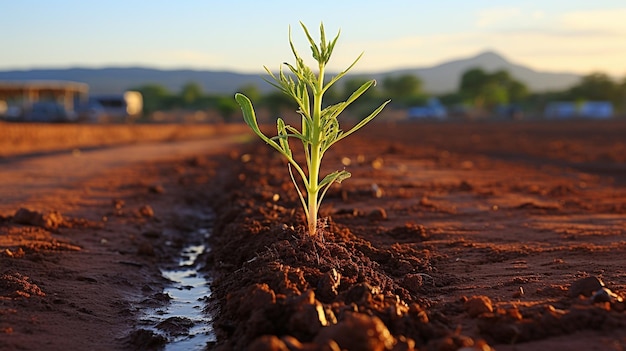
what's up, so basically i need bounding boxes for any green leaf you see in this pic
[319,170,351,188]
[235,93,271,144]
[276,118,293,158]
[317,170,351,207]
[288,164,308,218]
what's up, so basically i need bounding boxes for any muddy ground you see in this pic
[1,119,626,350]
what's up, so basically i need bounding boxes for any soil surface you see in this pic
[1,119,626,350]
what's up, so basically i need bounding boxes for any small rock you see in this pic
[280,336,303,350]
[248,335,289,351]
[464,296,493,317]
[156,316,194,336]
[460,160,474,170]
[112,199,125,210]
[371,157,384,169]
[368,207,388,221]
[436,334,475,351]
[148,184,165,194]
[387,224,428,241]
[592,287,621,304]
[138,205,154,218]
[345,283,380,304]
[317,269,341,302]
[569,276,605,298]
[458,339,496,351]
[393,336,416,351]
[371,184,383,198]
[236,284,276,318]
[401,273,424,294]
[459,180,474,191]
[13,208,64,230]
[314,312,394,351]
[188,156,208,167]
[124,329,167,350]
[288,290,331,337]
[290,302,329,336]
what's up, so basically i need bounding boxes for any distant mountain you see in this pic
[0,51,581,95]
[0,67,268,95]
[380,51,581,93]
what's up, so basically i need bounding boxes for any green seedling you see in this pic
[235,22,390,237]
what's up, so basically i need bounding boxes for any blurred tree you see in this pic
[383,74,422,97]
[216,96,239,122]
[567,72,620,102]
[438,92,464,106]
[620,77,626,113]
[382,74,424,106]
[508,80,529,103]
[459,69,489,95]
[322,81,342,106]
[341,76,385,118]
[180,82,204,106]
[343,77,374,98]
[261,91,297,116]
[459,68,528,110]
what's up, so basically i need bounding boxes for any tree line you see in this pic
[133,69,626,120]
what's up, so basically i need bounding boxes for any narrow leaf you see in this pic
[288,164,309,218]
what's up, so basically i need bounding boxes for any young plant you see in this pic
[235,22,390,237]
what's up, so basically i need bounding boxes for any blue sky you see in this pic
[2,1,625,76]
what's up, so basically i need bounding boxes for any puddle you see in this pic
[140,227,215,350]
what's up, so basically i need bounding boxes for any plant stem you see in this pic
[237,23,389,238]
[307,157,319,236]
[306,62,326,236]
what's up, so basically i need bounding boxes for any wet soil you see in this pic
[1,119,626,350]
[0,155,220,350]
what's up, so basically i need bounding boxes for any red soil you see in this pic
[1,119,626,350]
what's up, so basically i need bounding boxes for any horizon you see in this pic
[1,1,625,78]
[0,50,538,75]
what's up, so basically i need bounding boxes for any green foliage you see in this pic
[260,91,298,116]
[181,82,204,105]
[459,68,528,109]
[216,97,239,122]
[235,22,390,237]
[382,74,425,106]
[340,77,384,116]
[567,73,622,102]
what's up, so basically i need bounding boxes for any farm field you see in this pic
[1,119,626,350]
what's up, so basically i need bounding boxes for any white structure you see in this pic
[0,81,88,121]
[77,91,143,122]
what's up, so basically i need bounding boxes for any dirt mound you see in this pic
[205,120,626,350]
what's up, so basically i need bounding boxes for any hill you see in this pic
[0,67,268,95]
[0,51,581,95]
[380,51,581,93]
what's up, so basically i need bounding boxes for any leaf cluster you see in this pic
[235,22,389,236]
